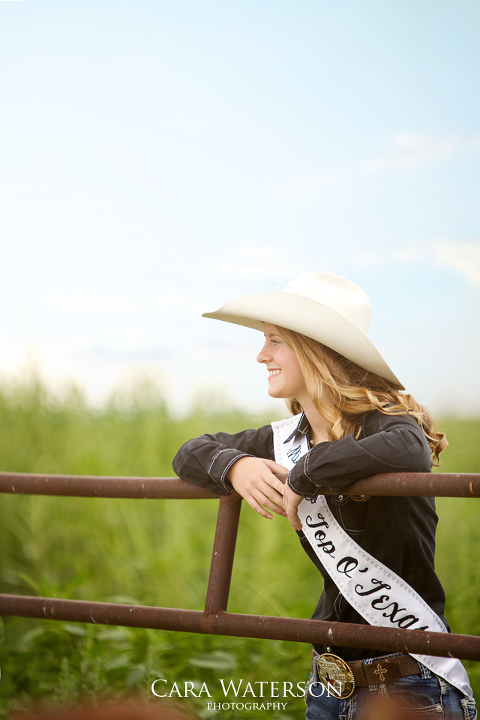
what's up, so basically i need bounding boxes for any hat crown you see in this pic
[281,271,372,334]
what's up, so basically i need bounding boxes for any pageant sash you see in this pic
[272,415,472,698]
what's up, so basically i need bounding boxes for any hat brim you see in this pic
[203,292,404,390]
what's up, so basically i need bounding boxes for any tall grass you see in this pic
[0,376,478,717]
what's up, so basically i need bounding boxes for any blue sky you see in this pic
[1,0,479,416]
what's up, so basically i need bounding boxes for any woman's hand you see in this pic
[282,483,304,531]
[227,457,288,519]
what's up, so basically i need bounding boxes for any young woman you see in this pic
[173,271,476,720]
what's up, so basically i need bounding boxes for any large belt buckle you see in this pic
[316,653,355,700]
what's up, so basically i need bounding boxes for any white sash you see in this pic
[272,414,472,698]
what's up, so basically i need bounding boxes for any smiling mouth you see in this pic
[268,369,281,377]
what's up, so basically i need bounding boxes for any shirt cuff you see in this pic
[286,455,320,497]
[208,449,253,493]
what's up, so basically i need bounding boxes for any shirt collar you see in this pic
[283,412,310,444]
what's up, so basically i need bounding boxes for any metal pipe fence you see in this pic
[0,471,479,661]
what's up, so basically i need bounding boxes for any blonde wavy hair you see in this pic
[277,326,447,466]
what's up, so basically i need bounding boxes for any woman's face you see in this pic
[257,323,308,401]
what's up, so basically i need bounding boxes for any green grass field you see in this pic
[0,377,479,718]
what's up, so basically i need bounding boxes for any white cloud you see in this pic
[393,246,427,264]
[237,246,275,260]
[204,238,480,290]
[392,239,480,286]
[279,170,341,195]
[150,290,200,313]
[206,263,300,279]
[282,133,480,195]
[389,239,480,286]
[46,289,204,316]
[360,133,480,173]
[432,239,480,287]
[47,292,138,314]
[206,245,307,282]
[350,251,383,267]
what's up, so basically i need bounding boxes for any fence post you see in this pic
[204,494,242,615]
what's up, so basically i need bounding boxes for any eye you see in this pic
[271,339,281,346]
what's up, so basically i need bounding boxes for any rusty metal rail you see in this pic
[0,471,479,499]
[0,471,479,661]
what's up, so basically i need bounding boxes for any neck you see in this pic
[297,395,331,445]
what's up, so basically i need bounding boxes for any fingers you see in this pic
[282,484,304,531]
[243,493,286,520]
[262,459,289,483]
[227,456,288,519]
[263,475,288,496]
[226,455,305,528]
[243,486,287,518]
[285,506,302,531]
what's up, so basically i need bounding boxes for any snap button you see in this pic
[337,495,344,501]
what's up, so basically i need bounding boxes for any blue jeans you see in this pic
[305,653,477,720]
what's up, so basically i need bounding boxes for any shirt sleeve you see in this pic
[287,411,433,497]
[172,425,274,494]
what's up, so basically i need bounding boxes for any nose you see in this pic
[256,341,272,364]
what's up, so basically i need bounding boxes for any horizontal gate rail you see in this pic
[0,471,479,661]
[0,471,479,499]
[1,595,480,662]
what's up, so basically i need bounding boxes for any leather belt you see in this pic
[312,651,420,697]
[347,654,420,687]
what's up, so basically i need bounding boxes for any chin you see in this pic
[268,388,286,399]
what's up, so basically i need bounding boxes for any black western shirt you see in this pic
[172,410,448,661]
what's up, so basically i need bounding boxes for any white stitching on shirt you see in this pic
[209,449,252,492]
[303,452,318,489]
[207,448,231,474]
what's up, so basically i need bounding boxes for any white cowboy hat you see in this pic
[203,271,404,389]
